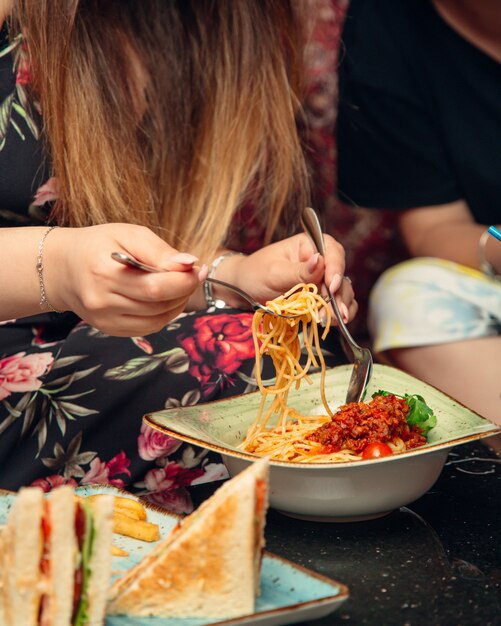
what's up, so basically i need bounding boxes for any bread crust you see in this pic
[1,486,113,626]
[1,487,44,626]
[85,494,114,626]
[45,486,78,626]
[108,459,269,619]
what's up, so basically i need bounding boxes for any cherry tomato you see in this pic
[361,442,393,459]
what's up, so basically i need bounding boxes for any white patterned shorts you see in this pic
[368,257,501,353]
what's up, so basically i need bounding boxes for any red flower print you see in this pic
[132,337,154,354]
[32,177,59,207]
[190,462,229,485]
[15,55,31,85]
[178,313,255,395]
[138,423,182,461]
[142,462,205,514]
[0,351,53,400]
[143,462,204,493]
[81,458,109,485]
[144,487,194,514]
[30,475,78,492]
[81,452,131,487]
[32,325,58,347]
[106,451,131,478]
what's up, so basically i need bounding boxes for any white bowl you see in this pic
[144,364,500,522]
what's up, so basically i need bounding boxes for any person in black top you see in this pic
[337,0,501,423]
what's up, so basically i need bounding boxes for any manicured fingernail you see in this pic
[307,253,320,274]
[170,253,199,265]
[198,264,209,282]
[339,302,349,323]
[329,273,342,294]
[319,309,327,327]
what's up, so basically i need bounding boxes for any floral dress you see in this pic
[0,21,347,513]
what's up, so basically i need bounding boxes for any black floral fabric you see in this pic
[0,18,347,513]
[0,310,258,512]
[0,310,344,512]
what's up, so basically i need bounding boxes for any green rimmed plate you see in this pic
[144,364,500,521]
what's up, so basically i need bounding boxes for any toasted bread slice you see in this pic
[45,486,78,626]
[107,458,269,619]
[1,487,44,626]
[85,494,114,626]
[1,485,113,626]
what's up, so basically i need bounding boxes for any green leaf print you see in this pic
[104,348,188,381]
[0,36,41,151]
[13,85,40,139]
[4,391,31,419]
[57,401,98,418]
[41,432,97,478]
[51,355,90,370]
[163,349,190,374]
[55,405,67,437]
[9,114,25,140]
[0,92,14,147]
[21,399,37,437]
[47,365,101,391]
[36,413,48,453]
[104,356,164,380]
[0,413,17,437]
[0,392,35,436]
[0,36,21,59]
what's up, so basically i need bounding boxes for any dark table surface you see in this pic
[262,433,501,626]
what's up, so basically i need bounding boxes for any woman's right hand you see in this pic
[44,224,205,336]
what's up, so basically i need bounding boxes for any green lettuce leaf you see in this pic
[73,501,95,626]
[372,390,437,435]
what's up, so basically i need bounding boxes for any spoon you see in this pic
[300,207,373,404]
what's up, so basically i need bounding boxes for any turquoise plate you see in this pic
[0,484,349,626]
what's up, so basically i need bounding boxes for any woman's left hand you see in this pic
[222,233,358,324]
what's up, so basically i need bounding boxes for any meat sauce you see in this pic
[306,394,426,454]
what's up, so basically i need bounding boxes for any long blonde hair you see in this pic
[12,0,310,261]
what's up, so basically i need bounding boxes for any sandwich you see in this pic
[0,485,114,626]
[107,457,269,619]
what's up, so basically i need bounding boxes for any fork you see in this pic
[300,207,373,404]
[111,251,300,319]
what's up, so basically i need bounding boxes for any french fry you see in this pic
[111,544,129,557]
[114,499,147,521]
[86,493,159,541]
[86,494,147,521]
[112,511,160,542]
[86,494,107,505]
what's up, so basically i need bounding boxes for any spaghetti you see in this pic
[240,282,336,458]
[240,284,427,463]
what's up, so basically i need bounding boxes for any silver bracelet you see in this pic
[478,228,501,281]
[36,226,62,313]
[203,251,245,308]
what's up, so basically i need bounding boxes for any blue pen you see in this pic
[488,225,501,242]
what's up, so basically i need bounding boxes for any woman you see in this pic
[336,0,501,424]
[0,1,356,510]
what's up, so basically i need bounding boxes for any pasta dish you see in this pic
[240,283,430,463]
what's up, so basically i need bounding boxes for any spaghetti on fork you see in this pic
[240,283,428,463]
[241,283,333,449]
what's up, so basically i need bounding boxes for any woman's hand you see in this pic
[45,224,205,336]
[218,233,358,324]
